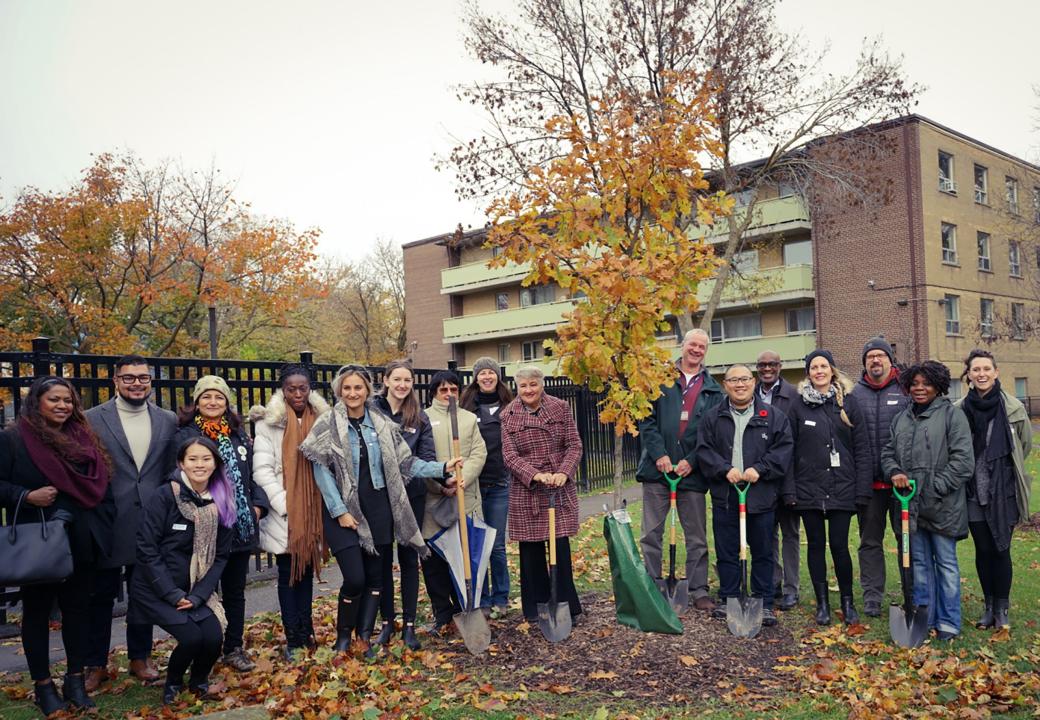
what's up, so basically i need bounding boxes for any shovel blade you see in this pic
[888,603,930,648]
[536,600,572,643]
[453,610,491,656]
[666,578,690,613]
[726,596,763,639]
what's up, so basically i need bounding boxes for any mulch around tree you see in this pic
[439,592,794,705]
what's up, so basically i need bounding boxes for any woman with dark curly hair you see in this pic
[955,350,1032,630]
[0,376,114,716]
[881,360,974,640]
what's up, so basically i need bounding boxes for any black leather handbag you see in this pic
[0,491,74,586]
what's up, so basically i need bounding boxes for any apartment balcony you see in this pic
[443,300,577,344]
[696,263,814,309]
[689,195,811,241]
[441,258,529,295]
[671,332,817,371]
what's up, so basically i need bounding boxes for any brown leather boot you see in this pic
[83,666,108,693]
[128,658,160,683]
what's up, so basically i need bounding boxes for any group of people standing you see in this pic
[639,330,1031,641]
[0,354,586,717]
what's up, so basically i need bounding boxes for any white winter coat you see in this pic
[250,391,331,555]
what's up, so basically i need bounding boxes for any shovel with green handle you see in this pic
[726,481,763,638]
[889,478,929,648]
[654,472,690,613]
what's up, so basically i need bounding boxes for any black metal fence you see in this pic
[0,338,639,618]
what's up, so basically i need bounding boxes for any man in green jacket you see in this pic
[637,329,724,611]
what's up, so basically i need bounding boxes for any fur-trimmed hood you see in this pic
[248,391,331,428]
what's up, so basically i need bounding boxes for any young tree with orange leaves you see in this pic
[486,72,730,505]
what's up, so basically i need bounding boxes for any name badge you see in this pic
[804,420,816,426]
[172,523,188,531]
[886,400,899,405]
[829,450,841,468]
[431,420,441,426]
[680,411,689,422]
[403,427,416,434]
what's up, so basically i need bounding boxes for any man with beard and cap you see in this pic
[84,355,178,688]
[850,336,909,617]
[755,350,800,611]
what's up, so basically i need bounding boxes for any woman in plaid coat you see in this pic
[501,366,583,622]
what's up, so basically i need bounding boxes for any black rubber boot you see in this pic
[62,673,95,709]
[840,596,859,626]
[33,680,67,717]
[402,622,421,651]
[333,591,361,653]
[162,684,184,705]
[284,621,304,660]
[975,596,995,629]
[356,590,382,659]
[814,583,831,626]
[993,598,1010,629]
[375,620,394,646]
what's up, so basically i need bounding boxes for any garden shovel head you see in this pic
[726,483,762,639]
[889,481,928,648]
[537,492,572,643]
[654,473,689,613]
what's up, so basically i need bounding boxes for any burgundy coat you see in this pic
[501,394,583,542]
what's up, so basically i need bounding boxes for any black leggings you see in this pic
[800,509,854,596]
[333,544,385,596]
[161,614,223,688]
[380,544,421,623]
[21,568,92,682]
[969,521,1013,599]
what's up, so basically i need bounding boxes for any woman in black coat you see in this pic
[171,375,268,672]
[131,436,235,704]
[783,350,871,626]
[370,359,437,650]
[0,376,114,716]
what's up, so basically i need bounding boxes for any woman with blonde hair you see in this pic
[782,350,871,626]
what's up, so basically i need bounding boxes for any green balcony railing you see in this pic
[441,258,530,294]
[443,300,577,343]
[696,264,813,307]
[689,195,811,240]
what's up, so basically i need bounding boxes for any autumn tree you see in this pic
[487,72,728,506]
[448,0,919,332]
[0,153,323,356]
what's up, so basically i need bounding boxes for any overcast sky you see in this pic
[2,0,1037,262]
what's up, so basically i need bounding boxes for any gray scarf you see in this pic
[171,481,227,631]
[800,384,835,406]
[300,403,428,558]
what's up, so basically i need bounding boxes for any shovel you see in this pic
[537,491,572,642]
[448,397,491,655]
[726,481,763,638]
[654,473,689,613]
[889,479,929,648]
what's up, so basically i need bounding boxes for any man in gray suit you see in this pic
[84,354,177,689]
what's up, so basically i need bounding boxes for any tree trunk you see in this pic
[612,432,625,510]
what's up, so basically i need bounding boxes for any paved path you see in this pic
[0,484,643,674]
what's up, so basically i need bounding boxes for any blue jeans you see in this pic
[480,483,510,608]
[911,530,961,634]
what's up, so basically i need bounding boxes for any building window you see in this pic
[980,298,994,338]
[1033,186,1040,224]
[496,292,509,311]
[710,313,762,342]
[977,231,991,271]
[521,340,545,362]
[974,164,988,204]
[1014,378,1028,400]
[732,249,759,273]
[498,343,510,363]
[940,222,958,264]
[655,317,680,342]
[1006,177,1020,215]
[785,307,815,335]
[1011,303,1026,340]
[733,188,755,207]
[490,245,502,258]
[944,294,960,335]
[948,379,964,401]
[783,239,812,266]
[1009,240,1022,277]
[938,151,956,193]
[519,285,555,307]
[777,179,797,198]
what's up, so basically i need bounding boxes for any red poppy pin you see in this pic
[758,410,768,417]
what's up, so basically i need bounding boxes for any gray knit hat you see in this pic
[471,356,501,379]
[861,336,895,366]
[192,375,233,406]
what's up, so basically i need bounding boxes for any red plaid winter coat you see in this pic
[501,394,583,542]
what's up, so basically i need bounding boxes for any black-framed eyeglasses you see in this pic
[724,376,754,385]
[116,374,152,385]
[756,362,780,368]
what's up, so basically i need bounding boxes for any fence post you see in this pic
[31,337,51,377]
[576,387,591,492]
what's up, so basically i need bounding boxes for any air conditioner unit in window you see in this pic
[939,177,957,193]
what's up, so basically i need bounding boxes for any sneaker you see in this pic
[710,606,727,620]
[221,648,255,672]
[934,630,958,642]
[762,608,778,627]
[489,605,509,620]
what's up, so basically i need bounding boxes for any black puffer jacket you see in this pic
[849,373,910,484]
[784,387,873,512]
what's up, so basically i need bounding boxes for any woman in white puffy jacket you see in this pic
[249,365,331,658]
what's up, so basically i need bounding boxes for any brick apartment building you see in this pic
[403,115,1040,401]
